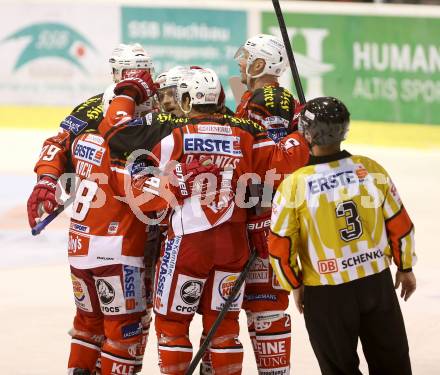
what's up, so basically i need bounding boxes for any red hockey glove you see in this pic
[168,157,220,200]
[247,211,272,259]
[27,175,58,228]
[114,70,158,105]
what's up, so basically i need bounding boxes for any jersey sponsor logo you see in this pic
[211,271,244,312]
[69,222,90,234]
[181,280,203,305]
[262,116,289,128]
[282,137,300,151]
[318,259,338,274]
[61,115,88,134]
[185,154,240,170]
[127,117,145,127]
[96,279,115,305]
[121,322,142,339]
[308,170,356,195]
[95,276,125,315]
[68,232,90,256]
[246,257,269,284]
[71,274,93,312]
[123,266,144,312]
[154,236,181,315]
[263,86,276,109]
[96,256,115,261]
[340,249,384,270]
[111,363,135,375]
[219,274,239,302]
[174,164,188,196]
[197,124,233,135]
[85,133,104,145]
[317,249,385,275]
[107,221,119,235]
[171,274,205,315]
[244,293,277,302]
[255,341,288,357]
[267,127,288,144]
[355,165,368,180]
[73,140,106,166]
[183,134,242,157]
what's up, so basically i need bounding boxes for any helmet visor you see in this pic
[234,46,247,61]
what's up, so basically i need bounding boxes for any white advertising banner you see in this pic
[0,3,120,106]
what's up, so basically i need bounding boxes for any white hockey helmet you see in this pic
[102,83,154,117]
[176,68,221,113]
[156,66,188,90]
[109,43,154,83]
[234,34,287,78]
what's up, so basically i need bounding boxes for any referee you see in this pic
[268,97,416,375]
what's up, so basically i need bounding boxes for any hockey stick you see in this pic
[31,205,65,236]
[272,0,306,105]
[185,250,258,375]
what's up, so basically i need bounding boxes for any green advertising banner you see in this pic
[121,6,247,110]
[263,12,440,125]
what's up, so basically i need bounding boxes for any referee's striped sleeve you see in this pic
[269,177,302,290]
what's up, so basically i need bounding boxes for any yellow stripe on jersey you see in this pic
[269,153,416,288]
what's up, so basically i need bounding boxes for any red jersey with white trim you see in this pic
[68,130,147,269]
[235,84,309,185]
[98,95,275,235]
[34,93,104,178]
[235,84,301,143]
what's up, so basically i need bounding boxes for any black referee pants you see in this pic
[303,268,411,375]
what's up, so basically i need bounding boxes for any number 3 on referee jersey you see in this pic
[335,200,363,242]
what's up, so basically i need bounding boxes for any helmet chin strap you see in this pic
[245,58,267,89]
[178,100,192,116]
[245,64,266,81]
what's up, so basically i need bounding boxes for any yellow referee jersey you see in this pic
[269,150,416,290]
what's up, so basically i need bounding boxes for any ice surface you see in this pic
[1,129,439,374]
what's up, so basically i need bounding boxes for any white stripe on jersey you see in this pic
[253,140,275,149]
[255,333,291,340]
[71,338,101,352]
[110,166,130,175]
[209,347,244,353]
[302,218,327,286]
[159,133,175,169]
[158,345,193,353]
[101,352,137,364]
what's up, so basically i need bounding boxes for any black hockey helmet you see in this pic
[298,97,350,146]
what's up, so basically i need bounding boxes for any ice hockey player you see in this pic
[27,43,155,228]
[66,129,150,375]
[232,34,309,375]
[97,67,276,374]
[26,44,157,375]
[156,66,188,115]
[269,96,416,375]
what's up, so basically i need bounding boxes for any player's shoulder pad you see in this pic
[133,112,189,129]
[251,86,295,115]
[155,112,189,128]
[223,114,266,135]
[351,154,389,177]
[60,93,104,134]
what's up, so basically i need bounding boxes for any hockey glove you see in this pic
[27,175,58,228]
[168,157,220,200]
[114,70,158,105]
[247,211,272,259]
